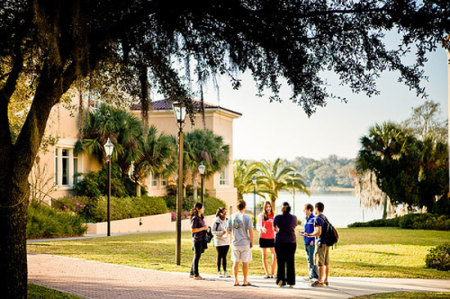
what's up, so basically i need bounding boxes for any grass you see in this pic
[27,227,450,279]
[28,283,82,299]
[351,291,450,298]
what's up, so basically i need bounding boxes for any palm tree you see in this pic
[256,158,309,208]
[233,160,265,199]
[286,171,310,213]
[131,125,177,196]
[183,129,230,200]
[356,122,406,219]
[78,104,142,175]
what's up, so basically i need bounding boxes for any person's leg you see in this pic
[193,242,202,277]
[314,244,325,284]
[286,243,296,285]
[222,245,229,273]
[269,247,277,276]
[324,245,330,284]
[243,262,249,283]
[261,247,269,276]
[306,245,318,279]
[216,246,221,272]
[275,243,286,285]
[325,265,329,283]
[233,261,239,284]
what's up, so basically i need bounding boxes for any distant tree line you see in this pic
[285,155,355,190]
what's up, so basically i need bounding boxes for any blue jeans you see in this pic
[305,244,318,279]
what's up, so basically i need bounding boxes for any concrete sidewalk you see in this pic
[28,254,450,299]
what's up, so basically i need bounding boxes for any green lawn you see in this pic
[352,292,450,298]
[28,283,82,299]
[27,227,450,279]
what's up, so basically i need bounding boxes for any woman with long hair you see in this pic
[211,207,231,278]
[189,202,208,280]
[256,201,277,278]
[273,202,298,287]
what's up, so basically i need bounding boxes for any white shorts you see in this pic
[231,245,252,263]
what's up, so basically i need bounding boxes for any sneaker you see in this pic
[223,271,231,278]
[263,274,270,279]
[324,281,329,286]
[189,274,194,278]
[289,285,294,288]
[194,275,203,280]
[218,271,223,278]
[311,281,324,287]
[303,277,312,282]
[277,280,285,288]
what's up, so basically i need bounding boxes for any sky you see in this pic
[196,45,448,161]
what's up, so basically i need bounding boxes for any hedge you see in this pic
[27,203,87,239]
[53,196,167,223]
[348,213,450,230]
[163,196,227,216]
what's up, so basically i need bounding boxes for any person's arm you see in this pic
[211,218,222,236]
[256,214,264,232]
[249,228,254,248]
[273,216,279,233]
[226,216,232,233]
[307,217,322,237]
[191,218,207,233]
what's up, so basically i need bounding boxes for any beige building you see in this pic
[34,97,240,212]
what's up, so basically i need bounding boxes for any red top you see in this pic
[260,214,275,239]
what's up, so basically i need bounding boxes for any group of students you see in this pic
[189,199,332,288]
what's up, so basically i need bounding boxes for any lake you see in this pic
[242,191,383,227]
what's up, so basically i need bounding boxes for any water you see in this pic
[243,191,383,227]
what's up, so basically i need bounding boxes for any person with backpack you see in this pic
[299,203,319,282]
[190,202,208,280]
[211,207,231,278]
[305,202,338,287]
[227,200,254,286]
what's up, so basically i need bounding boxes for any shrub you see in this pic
[27,203,87,239]
[348,213,449,230]
[53,196,168,222]
[203,196,227,215]
[163,195,196,212]
[425,243,450,271]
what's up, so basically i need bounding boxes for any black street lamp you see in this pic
[103,138,114,237]
[252,176,257,226]
[198,163,205,206]
[173,101,187,266]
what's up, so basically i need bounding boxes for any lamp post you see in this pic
[173,101,187,265]
[198,163,205,205]
[104,138,114,237]
[252,176,257,226]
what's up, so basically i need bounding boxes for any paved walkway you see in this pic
[28,254,450,299]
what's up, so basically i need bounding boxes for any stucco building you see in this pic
[34,96,240,212]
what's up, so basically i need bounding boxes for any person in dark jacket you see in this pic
[273,202,297,287]
[299,203,319,281]
[189,202,208,280]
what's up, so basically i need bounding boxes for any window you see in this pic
[152,174,159,187]
[54,147,81,188]
[161,177,167,186]
[86,91,102,109]
[219,168,228,186]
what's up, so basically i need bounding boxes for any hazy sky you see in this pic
[196,47,448,161]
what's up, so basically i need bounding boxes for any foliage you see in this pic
[233,160,264,199]
[352,291,450,299]
[425,243,450,271]
[28,228,450,279]
[286,155,355,190]
[348,214,450,231]
[183,129,229,201]
[255,158,309,207]
[402,100,448,142]
[73,164,138,198]
[203,197,227,216]
[27,203,87,239]
[163,195,226,216]
[53,196,167,223]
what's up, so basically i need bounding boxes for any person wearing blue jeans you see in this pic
[299,203,318,281]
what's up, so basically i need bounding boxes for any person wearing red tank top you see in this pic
[256,201,277,279]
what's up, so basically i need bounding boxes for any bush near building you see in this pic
[348,213,450,231]
[163,195,226,217]
[27,203,87,239]
[53,196,167,223]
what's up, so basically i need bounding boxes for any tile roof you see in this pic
[131,99,241,116]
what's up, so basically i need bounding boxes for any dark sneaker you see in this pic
[311,281,325,287]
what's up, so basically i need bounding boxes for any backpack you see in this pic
[318,215,339,246]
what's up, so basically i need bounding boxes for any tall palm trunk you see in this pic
[382,193,388,219]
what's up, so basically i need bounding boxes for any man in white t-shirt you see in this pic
[227,200,254,286]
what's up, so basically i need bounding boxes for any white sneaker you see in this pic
[218,271,223,278]
[223,271,231,278]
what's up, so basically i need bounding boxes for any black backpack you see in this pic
[318,215,339,246]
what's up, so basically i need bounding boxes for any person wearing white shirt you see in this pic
[211,207,231,278]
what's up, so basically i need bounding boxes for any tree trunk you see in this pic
[192,171,198,201]
[136,184,141,197]
[382,193,388,219]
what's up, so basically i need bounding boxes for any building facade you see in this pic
[34,97,240,213]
